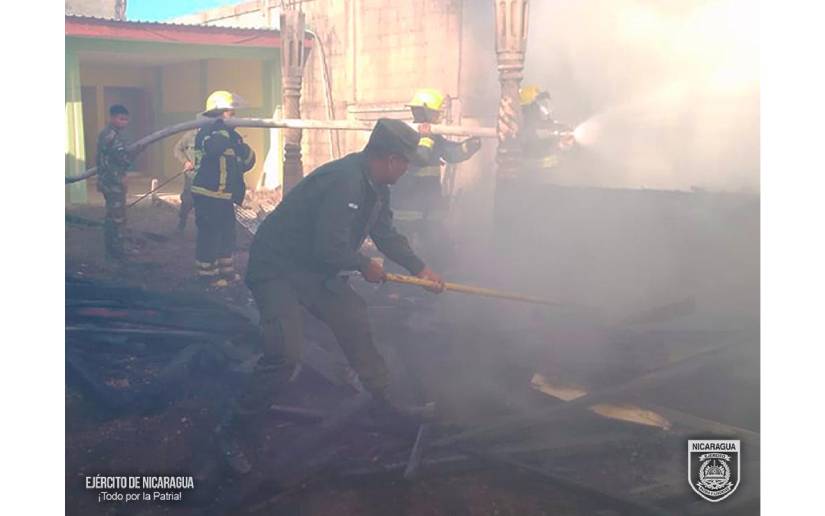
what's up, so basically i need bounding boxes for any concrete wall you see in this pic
[66,0,120,18]
[298,0,467,172]
[156,58,272,187]
[171,0,495,223]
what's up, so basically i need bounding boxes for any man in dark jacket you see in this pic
[191,91,256,288]
[245,118,445,415]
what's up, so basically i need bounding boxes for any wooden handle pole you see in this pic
[383,273,564,307]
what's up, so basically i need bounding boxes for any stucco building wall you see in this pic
[172,0,498,221]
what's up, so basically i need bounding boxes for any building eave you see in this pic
[65,14,293,48]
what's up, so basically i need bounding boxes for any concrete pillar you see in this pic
[493,0,528,192]
[65,48,88,204]
[280,9,308,193]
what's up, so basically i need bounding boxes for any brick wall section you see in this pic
[297,0,466,174]
[66,0,118,18]
[170,0,498,230]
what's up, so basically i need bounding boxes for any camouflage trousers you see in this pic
[101,186,127,259]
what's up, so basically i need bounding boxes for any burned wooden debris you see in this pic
[65,277,255,414]
[65,274,759,515]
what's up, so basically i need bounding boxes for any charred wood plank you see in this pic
[459,445,674,516]
[433,333,751,448]
[268,404,327,422]
[403,423,430,480]
[337,434,633,481]
[66,326,218,339]
[644,404,760,444]
[270,392,373,474]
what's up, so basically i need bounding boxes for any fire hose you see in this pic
[65,118,497,184]
[126,171,184,209]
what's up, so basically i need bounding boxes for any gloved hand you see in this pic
[230,129,244,145]
[462,137,482,156]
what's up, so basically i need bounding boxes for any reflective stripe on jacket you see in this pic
[191,122,256,204]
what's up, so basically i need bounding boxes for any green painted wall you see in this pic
[65,36,282,200]
[65,48,87,204]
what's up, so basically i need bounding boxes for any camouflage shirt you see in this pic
[173,130,197,181]
[95,125,132,191]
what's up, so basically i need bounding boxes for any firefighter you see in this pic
[518,85,575,176]
[95,104,134,261]
[393,88,481,243]
[191,91,256,288]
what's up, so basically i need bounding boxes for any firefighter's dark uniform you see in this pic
[191,120,256,282]
[95,125,132,259]
[393,134,480,222]
[245,120,428,403]
[518,102,572,181]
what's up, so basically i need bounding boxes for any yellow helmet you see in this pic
[407,88,446,112]
[519,85,542,106]
[203,90,240,115]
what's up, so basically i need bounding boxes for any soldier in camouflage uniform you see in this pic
[95,105,133,260]
[173,129,197,232]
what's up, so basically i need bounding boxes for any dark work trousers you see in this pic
[393,173,443,221]
[246,272,390,409]
[193,194,236,270]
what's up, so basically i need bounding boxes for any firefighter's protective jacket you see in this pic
[191,121,256,205]
[519,106,572,170]
[411,134,480,177]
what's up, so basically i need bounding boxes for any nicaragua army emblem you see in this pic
[688,440,740,502]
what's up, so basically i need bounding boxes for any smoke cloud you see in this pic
[524,0,759,192]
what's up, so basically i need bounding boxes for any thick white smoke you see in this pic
[525,0,759,192]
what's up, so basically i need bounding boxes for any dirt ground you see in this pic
[65,179,759,515]
[65,189,625,516]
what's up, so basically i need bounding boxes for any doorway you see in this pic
[103,86,152,173]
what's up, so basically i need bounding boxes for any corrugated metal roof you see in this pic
[65,13,281,34]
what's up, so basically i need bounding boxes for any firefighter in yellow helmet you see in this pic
[393,88,481,250]
[191,91,256,288]
[518,85,575,174]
